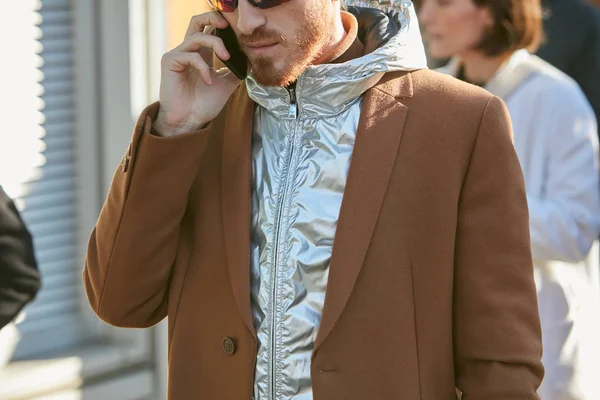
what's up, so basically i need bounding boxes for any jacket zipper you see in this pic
[269,84,299,398]
[288,86,298,120]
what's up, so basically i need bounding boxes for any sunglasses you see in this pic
[207,0,291,12]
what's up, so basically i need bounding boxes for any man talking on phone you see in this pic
[83,0,544,398]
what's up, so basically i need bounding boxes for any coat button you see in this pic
[222,337,236,355]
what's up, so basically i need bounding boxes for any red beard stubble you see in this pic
[238,10,333,87]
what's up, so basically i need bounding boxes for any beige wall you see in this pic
[167,0,212,49]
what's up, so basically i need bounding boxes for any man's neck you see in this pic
[327,10,347,53]
[313,12,359,65]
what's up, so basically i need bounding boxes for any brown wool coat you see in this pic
[84,69,544,399]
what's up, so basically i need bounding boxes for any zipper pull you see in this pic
[288,87,298,119]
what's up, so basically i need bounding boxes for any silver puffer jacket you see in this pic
[246,4,427,399]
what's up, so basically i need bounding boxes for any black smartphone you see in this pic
[215,26,248,80]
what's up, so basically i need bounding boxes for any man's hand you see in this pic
[155,12,241,137]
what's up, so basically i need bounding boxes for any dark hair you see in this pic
[474,0,543,56]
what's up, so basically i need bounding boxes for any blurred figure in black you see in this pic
[537,0,600,141]
[0,186,40,330]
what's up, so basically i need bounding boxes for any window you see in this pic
[1,0,94,360]
[0,1,157,397]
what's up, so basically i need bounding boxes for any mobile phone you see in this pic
[215,26,248,80]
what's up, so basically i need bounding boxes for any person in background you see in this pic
[0,186,40,330]
[536,0,600,142]
[418,0,600,398]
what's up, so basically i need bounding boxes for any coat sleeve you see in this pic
[527,90,600,263]
[83,103,213,328]
[453,97,544,399]
[0,187,40,330]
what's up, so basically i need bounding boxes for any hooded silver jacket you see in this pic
[246,3,427,399]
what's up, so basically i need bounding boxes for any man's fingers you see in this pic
[161,52,213,85]
[174,32,231,66]
[184,11,228,40]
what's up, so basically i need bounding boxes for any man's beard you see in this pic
[238,9,333,87]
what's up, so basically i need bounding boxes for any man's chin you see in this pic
[249,57,306,87]
[250,70,291,87]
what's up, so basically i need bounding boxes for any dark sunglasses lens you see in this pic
[212,0,236,12]
[210,0,290,12]
[250,0,291,9]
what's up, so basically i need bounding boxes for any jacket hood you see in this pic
[245,2,427,119]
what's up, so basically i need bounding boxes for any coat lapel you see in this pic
[315,72,414,352]
[221,84,257,339]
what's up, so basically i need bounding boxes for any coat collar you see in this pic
[221,72,413,343]
[220,82,257,339]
